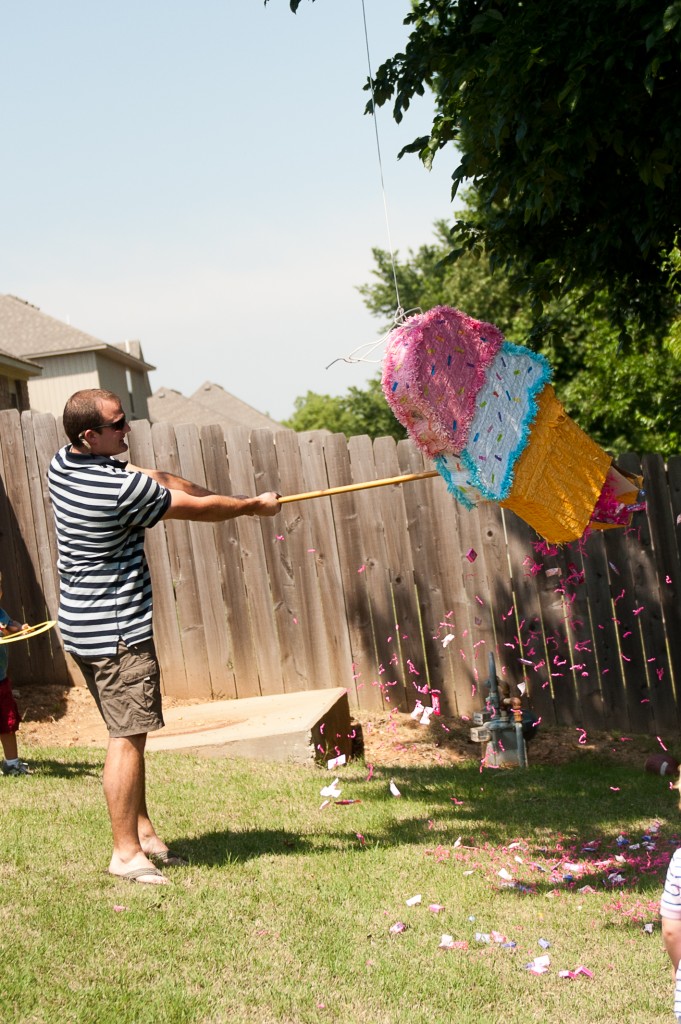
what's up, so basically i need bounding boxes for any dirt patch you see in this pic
[14,683,671,772]
[15,683,207,749]
[352,708,668,771]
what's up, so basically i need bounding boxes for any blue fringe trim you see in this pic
[434,454,477,511]
[460,342,552,502]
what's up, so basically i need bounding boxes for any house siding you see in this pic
[95,354,150,419]
[27,352,99,415]
[129,367,151,418]
[25,351,150,420]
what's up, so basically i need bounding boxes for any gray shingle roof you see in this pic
[148,388,232,428]
[0,294,155,369]
[149,383,281,433]
[190,382,280,431]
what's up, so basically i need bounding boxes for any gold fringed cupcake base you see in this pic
[500,386,611,543]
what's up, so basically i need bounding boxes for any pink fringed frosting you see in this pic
[381,306,505,457]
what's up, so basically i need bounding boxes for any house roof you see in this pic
[148,388,232,428]
[149,382,281,433]
[0,295,155,371]
[0,345,42,379]
[190,382,280,431]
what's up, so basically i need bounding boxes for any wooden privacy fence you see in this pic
[0,408,680,737]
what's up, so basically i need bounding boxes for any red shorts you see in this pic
[0,676,21,733]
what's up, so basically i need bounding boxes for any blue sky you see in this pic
[2,1,455,421]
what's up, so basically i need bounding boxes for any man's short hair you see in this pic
[62,389,120,446]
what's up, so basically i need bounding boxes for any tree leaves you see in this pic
[366,0,681,336]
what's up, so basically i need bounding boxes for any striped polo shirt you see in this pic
[48,446,171,657]
[661,848,681,1020]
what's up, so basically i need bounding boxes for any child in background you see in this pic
[0,573,29,776]
[661,774,681,1022]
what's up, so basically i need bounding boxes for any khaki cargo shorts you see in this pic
[74,638,164,738]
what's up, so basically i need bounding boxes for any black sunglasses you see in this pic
[85,413,128,434]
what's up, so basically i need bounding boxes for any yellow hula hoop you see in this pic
[0,620,56,645]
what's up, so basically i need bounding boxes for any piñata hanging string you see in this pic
[326,0,418,370]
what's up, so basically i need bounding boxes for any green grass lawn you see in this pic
[0,747,676,1024]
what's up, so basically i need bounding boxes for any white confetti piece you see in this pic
[327,754,346,770]
[320,778,341,798]
[406,894,422,906]
[526,954,550,974]
[389,779,401,797]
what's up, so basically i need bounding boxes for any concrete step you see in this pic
[87,688,353,764]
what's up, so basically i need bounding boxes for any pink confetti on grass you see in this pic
[657,736,668,751]
[439,936,468,950]
[577,729,587,745]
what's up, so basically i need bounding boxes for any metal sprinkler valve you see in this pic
[469,652,530,768]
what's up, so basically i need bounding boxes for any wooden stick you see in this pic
[280,469,439,504]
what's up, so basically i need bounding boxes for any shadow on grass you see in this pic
[173,759,680,897]
[179,828,317,866]
[26,756,102,779]
[353,758,678,835]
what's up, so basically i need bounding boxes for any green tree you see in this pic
[282,376,407,441]
[359,219,532,340]
[276,0,681,336]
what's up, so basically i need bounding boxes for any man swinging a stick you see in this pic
[48,389,281,884]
